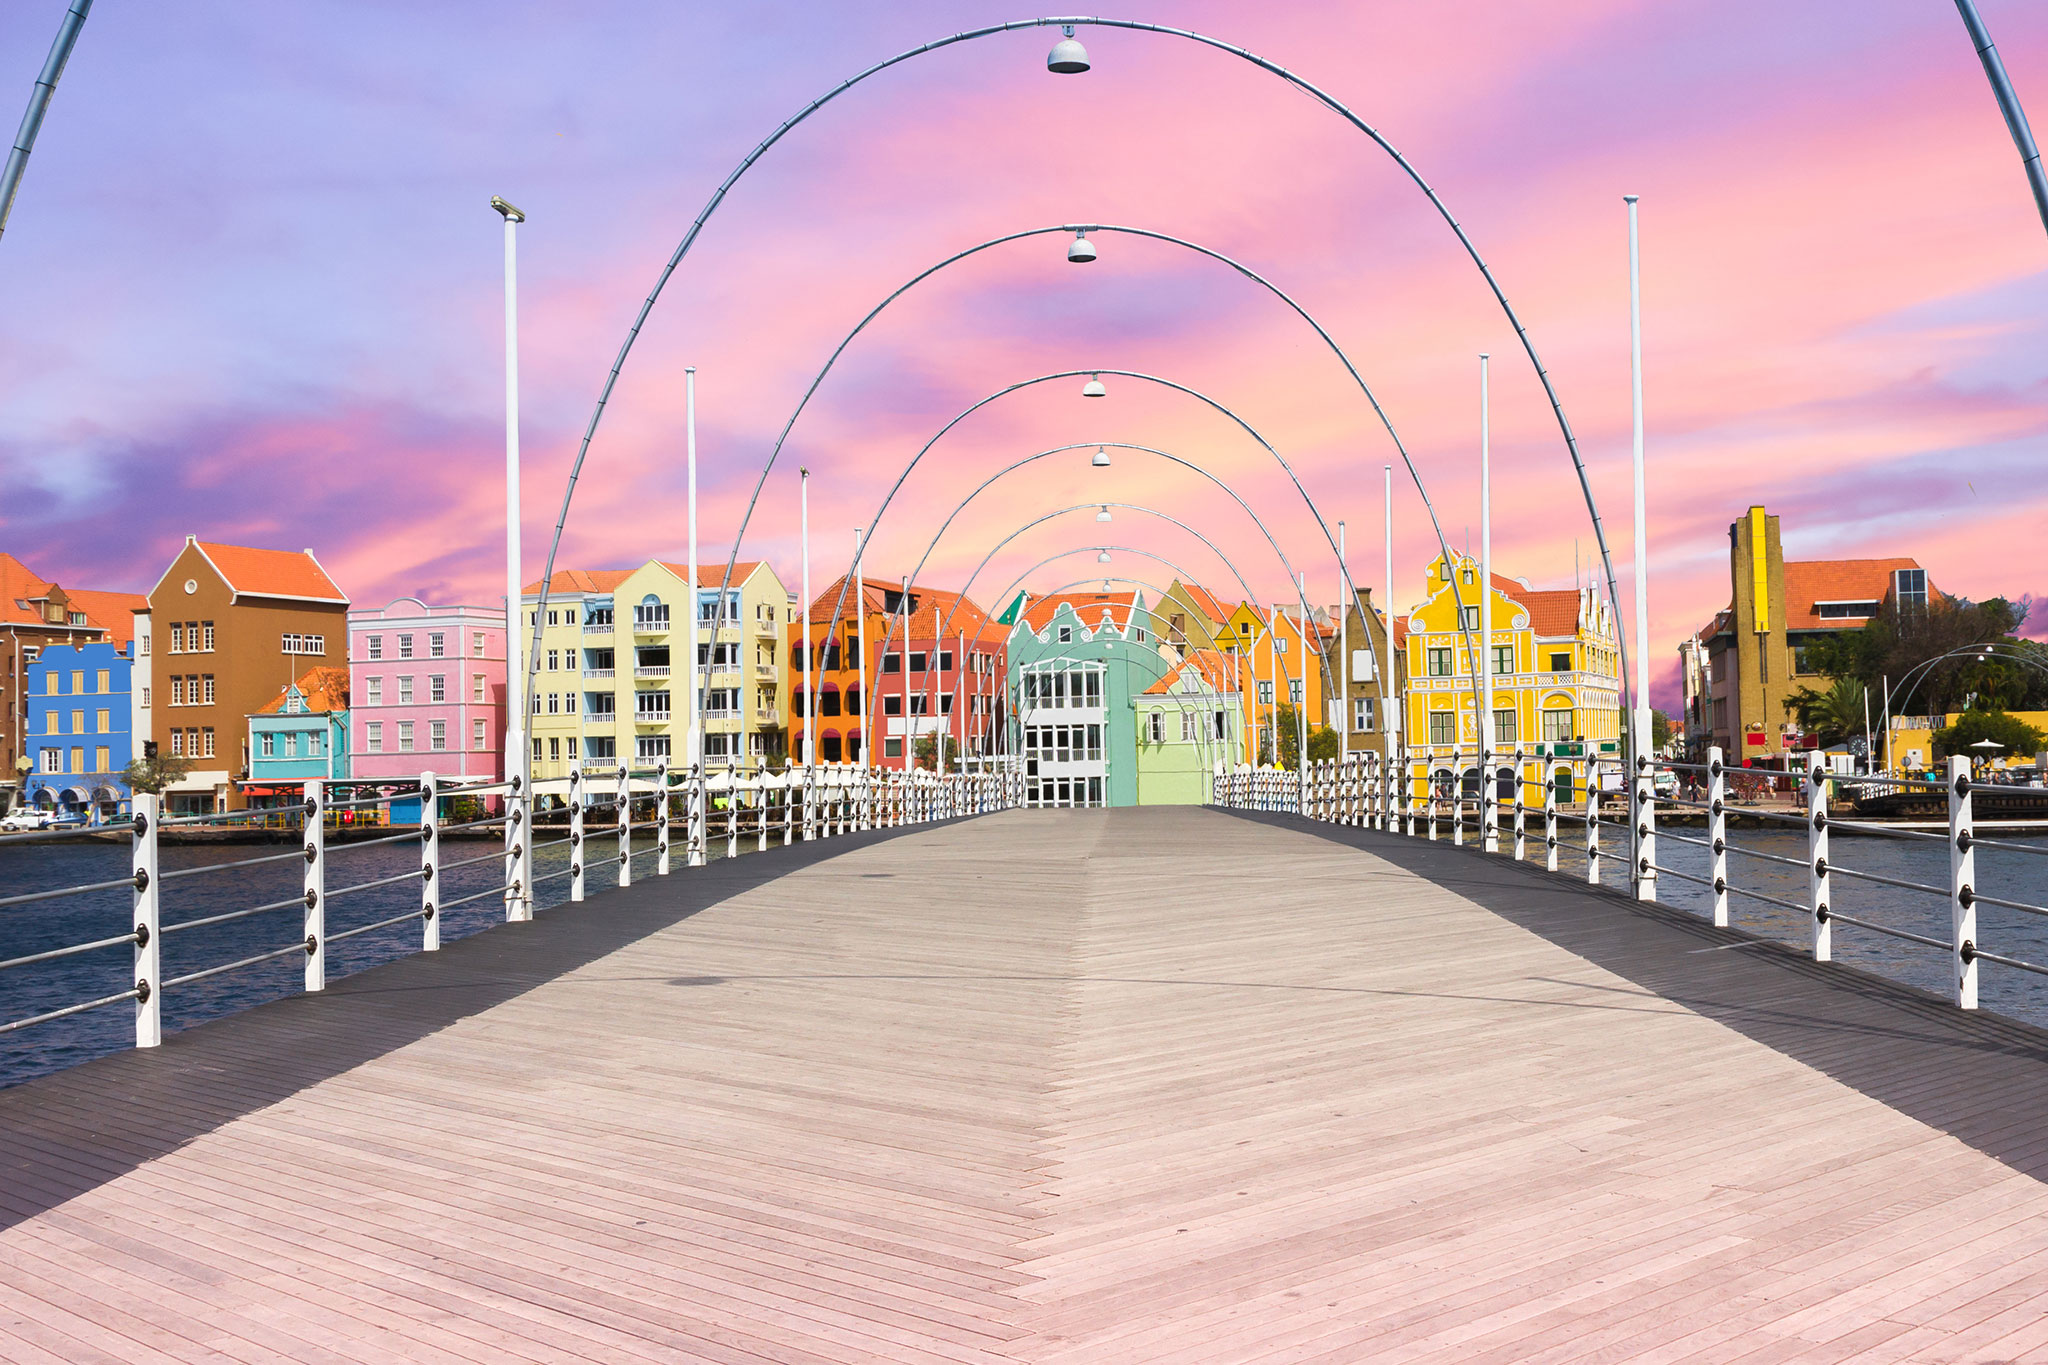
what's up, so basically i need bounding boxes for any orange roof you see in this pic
[1021,590,1138,632]
[1698,558,1925,637]
[0,553,147,647]
[1393,616,1412,646]
[1513,588,1585,638]
[1172,582,1232,623]
[520,568,632,595]
[1143,647,1239,695]
[193,541,346,603]
[258,667,348,715]
[0,552,55,628]
[652,559,767,587]
[803,575,990,636]
[65,589,148,651]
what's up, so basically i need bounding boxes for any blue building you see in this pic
[245,670,350,806]
[24,642,135,822]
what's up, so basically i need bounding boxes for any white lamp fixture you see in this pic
[1082,373,1106,397]
[1097,549,1111,564]
[1047,25,1090,74]
[1091,446,1110,467]
[1096,505,1112,522]
[1067,230,1096,263]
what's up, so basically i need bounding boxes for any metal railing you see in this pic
[4,761,1012,1054]
[1211,742,2048,1014]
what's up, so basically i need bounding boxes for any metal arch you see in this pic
[689,222,1461,698]
[1889,640,2048,718]
[898,503,1326,700]
[812,367,1485,740]
[529,16,1625,731]
[1954,0,2048,239]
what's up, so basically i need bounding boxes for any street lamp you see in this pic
[1097,549,1111,564]
[1046,25,1090,74]
[1067,230,1096,263]
[1091,446,1110,467]
[1096,505,1112,522]
[1082,373,1106,398]
[490,193,531,922]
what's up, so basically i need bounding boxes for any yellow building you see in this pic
[1215,599,1330,765]
[1403,553,1621,803]
[522,558,789,789]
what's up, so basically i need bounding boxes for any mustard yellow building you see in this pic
[1403,553,1621,803]
[1215,599,1329,765]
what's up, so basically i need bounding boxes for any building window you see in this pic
[283,733,297,758]
[430,720,447,751]
[1258,680,1274,704]
[883,695,902,716]
[202,675,215,704]
[366,677,382,705]
[1148,712,1165,743]
[546,649,558,672]
[636,691,671,721]
[169,730,183,757]
[170,677,185,707]
[307,732,321,757]
[95,746,109,773]
[473,673,486,702]
[473,718,488,750]
[398,721,415,753]
[41,747,61,774]
[547,692,560,715]
[1429,710,1456,746]
[430,675,446,703]
[1427,648,1453,677]
[367,635,383,660]
[636,735,670,761]
[429,633,445,658]
[141,686,151,708]
[170,623,184,653]
[1180,711,1195,742]
[202,728,215,758]
[398,676,414,704]
[472,631,486,657]
[548,736,560,762]
[1057,625,1073,644]
[1289,679,1303,704]
[1494,708,1517,745]
[884,738,903,758]
[398,634,414,659]
[1542,709,1574,743]
[202,622,215,651]
[1354,696,1376,732]
[1894,569,1927,612]
[881,653,901,674]
[139,631,150,657]
[533,737,543,761]
[1548,651,1571,673]
[366,722,383,753]
[1491,645,1513,675]
[1461,606,1480,631]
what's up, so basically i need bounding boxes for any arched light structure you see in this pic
[1888,640,2048,719]
[529,15,1636,729]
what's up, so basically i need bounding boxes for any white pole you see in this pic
[1627,193,1655,900]
[800,467,814,770]
[1385,463,1400,828]
[1862,685,1873,777]
[1297,574,1309,807]
[900,576,911,773]
[1480,352,1496,853]
[685,367,704,867]
[1338,521,1349,768]
[855,527,869,772]
[495,197,532,920]
[1882,674,1893,776]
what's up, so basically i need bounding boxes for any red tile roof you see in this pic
[194,541,347,603]
[65,590,148,652]
[1697,558,1925,637]
[652,560,768,588]
[1512,588,1586,639]
[0,552,54,627]
[521,568,632,595]
[1021,590,1139,632]
[1172,582,1232,624]
[258,667,349,715]
[804,576,991,637]
[0,553,147,648]
[1143,647,1239,695]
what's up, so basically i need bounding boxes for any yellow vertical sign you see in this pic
[1748,506,1770,633]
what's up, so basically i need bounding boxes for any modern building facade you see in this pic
[1691,506,1927,766]
[1133,648,1242,804]
[523,559,789,788]
[1404,552,1622,803]
[22,641,134,821]
[1007,591,1152,807]
[1,552,144,812]
[347,598,506,784]
[134,538,350,814]
[247,670,350,801]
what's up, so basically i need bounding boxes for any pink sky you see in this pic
[1,1,2043,709]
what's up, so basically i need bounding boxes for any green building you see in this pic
[1006,591,1154,808]
[1133,649,1244,805]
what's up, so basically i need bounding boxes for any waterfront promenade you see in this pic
[5,807,2048,1362]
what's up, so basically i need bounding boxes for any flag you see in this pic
[995,590,1027,626]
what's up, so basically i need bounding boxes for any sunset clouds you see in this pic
[0,1,2043,706]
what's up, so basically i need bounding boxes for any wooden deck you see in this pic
[6,806,2048,1362]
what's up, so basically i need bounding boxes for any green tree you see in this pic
[1650,710,1676,750]
[912,734,960,772]
[1782,676,1868,749]
[1272,705,1340,770]
[121,750,193,795]
[1932,709,2046,761]
[1802,594,2043,714]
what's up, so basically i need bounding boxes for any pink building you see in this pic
[347,598,507,782]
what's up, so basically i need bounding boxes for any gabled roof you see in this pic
[1783,558,1922,630]
[1143,647,1239,696]
[184,539,347,604]
[65,590,148,651]
[1021,590,1139,633]
[1169,582,1231,623]
[0,553,146,645]
[0,553,53,627]
[521,568,633,596]
[650,559,768,588]
[805,575,991,637]
[257,667,348,716]
[1516,588,1586,638]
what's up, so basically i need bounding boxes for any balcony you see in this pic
[701,707,739,721]
[751,617,777,635]
[634,666,672,679]
[753,663,777,680]
[633,711,671,726]
[632,616,670,636]
[582,622,613,636]
[582,668,616,680]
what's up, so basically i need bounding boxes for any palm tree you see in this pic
[1785,676,1866,748]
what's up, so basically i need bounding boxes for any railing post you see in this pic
[419,773,440,952]
[1949,753,1977,1009]
[1482,746,1498,854]
[505,772,532,921]
[656,761,671,876]
[1427,765,1439,841]
[1808,751,1831,962]
[688,768,706,868]
[725,776,739,860]
[802,763,815,841]
[304,777,326,992]
[1585,758,1601,886]
[1543,764,1559,872]
[617,766,632,888]
[758,776,769,852]
[1708,747,1728,927]
[132,792,160,1049]
[1453,756,1465,847]
[1634,747,1659,901]
[1513,747,1527,862]
[568,762,585,903]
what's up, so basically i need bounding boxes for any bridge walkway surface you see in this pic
[4,807,2048,1362]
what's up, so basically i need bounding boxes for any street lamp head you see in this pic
[1047,25,1090,74]
[1067,230,1096,263]
[490,195,527,223]
[1091,446,1111,467]
[1082,373,1107,398]
[1096,505,1112,523]
[1097,549,1111,564]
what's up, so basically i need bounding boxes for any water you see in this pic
[0,826,683,1090]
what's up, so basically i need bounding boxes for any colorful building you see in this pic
[22,641,135,822]
[1216,599,1331,766]
[1133,647,1243,804]
[1330,588,1408,762]
[1155,581,1233,656]
[1,552,144,813]
[1006,590,1154,807]
[247,670,350,802]
[523,559,790,788]
[1692,506,1928,766]
[1403,552,1621,803]
[134,538,351,814]
[347,598,506,785]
